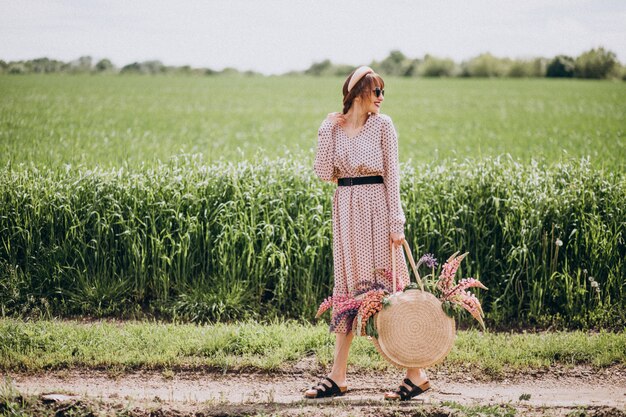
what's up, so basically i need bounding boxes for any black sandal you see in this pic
[384,378,431,401]
[304,376,348,399]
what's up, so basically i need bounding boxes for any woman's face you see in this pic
[363,84,384,114]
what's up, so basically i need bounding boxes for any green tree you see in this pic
[7,62,26,74]
[574,47,618,79]
[303,60,354,77]
[619,63,626,81]
[403,59,422,77]
[68,56,92,73]
[28,57,64,73]
[507,58,545,78]
[419,54,456,77]
[333,64,354,77]
[120,62,141,74]
[120,60,165,75]
[140,60,165,74]
[305,59,332,76]
[462,53,510,77]
[220,67,241,76]
[378,50,413,76]
[546,55,575,78]
[95,58,115,73]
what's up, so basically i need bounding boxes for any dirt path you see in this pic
[5,367,626,416]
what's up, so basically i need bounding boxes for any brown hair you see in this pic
[341,70,385,114]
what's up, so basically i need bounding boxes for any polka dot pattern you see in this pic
[314,113,409,333]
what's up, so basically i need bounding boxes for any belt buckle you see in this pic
[348,178,353,186]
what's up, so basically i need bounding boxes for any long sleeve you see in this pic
[381,116,406,234]
[314,119,336,181]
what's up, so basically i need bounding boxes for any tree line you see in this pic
[303,47,624,80]
[0,56,259,77]
[1,47,623,79]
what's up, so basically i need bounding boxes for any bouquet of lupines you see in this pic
[436,252,487,329]
[352,288,388,336]
[316,251,488,333]
[414,251,488,329]
[316,280,390,334]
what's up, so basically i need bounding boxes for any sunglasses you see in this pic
[373,87,385,98]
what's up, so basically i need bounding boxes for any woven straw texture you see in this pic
[373,289,456,368]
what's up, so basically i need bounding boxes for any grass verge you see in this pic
[1,319,624,375]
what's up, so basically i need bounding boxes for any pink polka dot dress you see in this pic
[314,113,410,334]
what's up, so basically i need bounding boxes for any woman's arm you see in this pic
[313,115,339,182]
[381,117,406,236]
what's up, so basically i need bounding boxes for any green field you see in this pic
[0,75,624,330]
[1,75,624,169]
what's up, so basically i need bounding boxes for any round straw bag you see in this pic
[372,241,456,368]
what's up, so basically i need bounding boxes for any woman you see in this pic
[305,66,431,401]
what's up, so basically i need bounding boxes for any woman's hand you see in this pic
[390,232,405,247]
[327,112,345,126]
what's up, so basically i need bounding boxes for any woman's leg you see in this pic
[384,367,429,400]
[305,331,354,396]
[405,367,428,385]
[327,331,354,386]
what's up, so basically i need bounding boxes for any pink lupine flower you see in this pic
[458,278,488,290]
[333,298,361,315]
[353,289,387,335]
[433,252,486,330]
[374,268,405,292]
[437,252,468,292]
[444,277,488,298]
[315,294,352,318]
[456,291,485,329]
[315,296,333,318]
[448,290,484,328]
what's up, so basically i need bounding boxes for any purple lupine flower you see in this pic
[330,308,359,332]
[420,253,438,269]
[353,281,387,296]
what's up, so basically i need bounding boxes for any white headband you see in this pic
[347,66,374,92]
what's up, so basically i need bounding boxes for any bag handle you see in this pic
[391,240,424,292]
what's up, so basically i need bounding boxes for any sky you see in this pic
[1,0,625,75]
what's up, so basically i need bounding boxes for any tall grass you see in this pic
[0,155,624,329]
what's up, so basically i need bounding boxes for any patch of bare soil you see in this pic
[4,365,626,416]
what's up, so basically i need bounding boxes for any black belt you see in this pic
[337,175,384,186]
